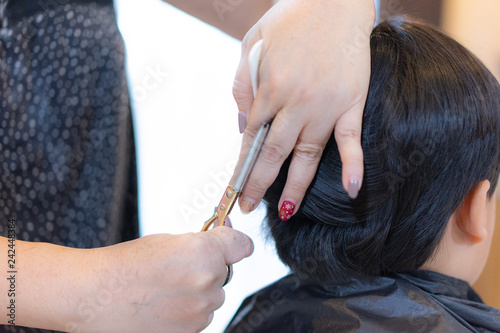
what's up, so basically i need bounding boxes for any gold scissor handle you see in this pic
[201,210,218,232]
[201,185,239,232]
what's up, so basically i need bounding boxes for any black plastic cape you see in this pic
[225,270,500,333]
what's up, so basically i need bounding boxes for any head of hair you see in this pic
[263,17,500,284]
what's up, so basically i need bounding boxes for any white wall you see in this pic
[115,0,289,331]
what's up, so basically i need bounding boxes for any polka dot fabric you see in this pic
[0,1,139,330]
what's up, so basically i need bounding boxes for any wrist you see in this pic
[63,246,116,333]
[14,240,99,331]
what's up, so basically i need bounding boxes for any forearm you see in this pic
[162,0,275,40]
[0,236,97,330]
[0,229,253,332]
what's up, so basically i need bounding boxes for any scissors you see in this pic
[200,40,267,286]
[200,122,269,231]
[201,39,267,232]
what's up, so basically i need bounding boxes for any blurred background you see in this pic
[115,0,500,331]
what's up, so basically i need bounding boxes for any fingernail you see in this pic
[223,217,232,228]
[279,200,296,221]
[348,178,361,199]
[240,197,256,214]
[238,111,247,134]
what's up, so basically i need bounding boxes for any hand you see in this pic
[70,227,253,333]
[233,0,375,218]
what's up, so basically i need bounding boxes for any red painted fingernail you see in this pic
[279,200,296,221]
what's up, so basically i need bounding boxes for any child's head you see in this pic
[263,17,500,285]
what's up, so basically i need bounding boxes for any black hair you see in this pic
[263,17,500,284]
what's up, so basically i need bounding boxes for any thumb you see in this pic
[206,226,254,265]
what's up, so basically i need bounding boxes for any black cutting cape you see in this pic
[225,270,500,333]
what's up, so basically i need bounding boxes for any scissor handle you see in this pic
[201,185,239,232]
[201,211,218,232]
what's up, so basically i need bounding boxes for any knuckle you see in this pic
[242,128,259,146]
[245,176,269,196]
[331,80,351,99]
[293,143,324,164]
[294,83,317,104]
[191,290,223,316]
[207,312,215,325]
[191,301,212,325]
[330,73,360,98]
[189,319,208,333]
[329,81,366,114]
[190,317,210,333]
[260,142,289,166]
[215,289,226,310]
[334,127,361,143]
[198,315,212,332]
[267,72,283,93]
[187,234,213,259]
[195,269,219,291]
[262,71,287,101]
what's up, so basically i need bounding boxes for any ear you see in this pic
[456,181,491,244]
